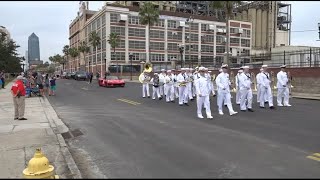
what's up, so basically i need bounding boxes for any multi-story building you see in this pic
[115,1,177,11]
[28,33,40,61]
[67,3,252,74]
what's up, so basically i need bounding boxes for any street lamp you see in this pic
[178,44,185,68]
[129,53,133,81]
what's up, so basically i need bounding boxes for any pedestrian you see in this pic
[215,64,238,116]
[0,76,2,89]
[89,72,93,84]
[11,75,27,120]
[238,66,254,112]
[44,74,50,95]
[36,72,44,96]
[0,70,5,89]
[277,65,292,107]
[258,65,275,109]
[49,76,56,96]
[195,67,213,119]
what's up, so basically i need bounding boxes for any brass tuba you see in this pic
[139,63,153,83]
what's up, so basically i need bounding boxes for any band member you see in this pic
[195,67,213,119]
[141,72,151,98]
[172,69,179,99]
[186,68,194,101]
[164,70,175,103]
[215,64,238,116]
[208,71,216,96]
[150,73,162,100]
[177,68,189,106]
[258,65,275,109]
[277,65,291,107]
[235,69,243,105]
[193,68,200,98]
[159,69,166,98]
[238,66,254,112]
[256,68,263,103]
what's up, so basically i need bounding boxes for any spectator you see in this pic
[36,72,44,96]
[89,72,93,84]
[0,70,5,89]
[49,76,56,96]
[11,76,27,120]
[44,74,50,95]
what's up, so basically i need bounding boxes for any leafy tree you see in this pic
[69,47,79,71]
[78,41,90,71]
[139,2,159,63]
[0,33,22,72]
[89,31,101,72]
[210,1,242,65]
[62,45,69,71]
[107,32,120,73]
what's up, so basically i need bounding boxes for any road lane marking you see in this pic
[117,99,141,105]
[81,87,88,91]
[307,153,320,162]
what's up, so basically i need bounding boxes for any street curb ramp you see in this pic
[40,97,82,179]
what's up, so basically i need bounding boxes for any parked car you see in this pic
[61,72,67,79]
[70,72,76,79]
[98,76,125,88]
[75,71,87,81]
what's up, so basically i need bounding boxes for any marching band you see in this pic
[140,63,293,119]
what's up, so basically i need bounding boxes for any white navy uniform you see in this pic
[177,72,188,105]
[195,72,213,119]
[256,72,261,103]
[277,70,291,106]
[150,76,161,99]
[164,73,175,102]
[186,72,194,100]
[141,75,150,98]
[238,72,253,110]
[215,71,238,115]
[235,72,242,104]
[159,72,166,97]
[192,72,199,97]
[173,73,179,99]
[258,71,274,107]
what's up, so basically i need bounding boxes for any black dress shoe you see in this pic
[248,108,254,112]
[171,101,175,103]
[224,105,227,107]
[14,118,18,120]
[190,99,194,101]
[18,117,27,120]
[184,103,189,106]
[159,97,162,100]
[270,106,275,109]
[143,97,146,98]
[265,101,268,104]
[260,106,265,108]
[241,110,246,112]
[147,96,151,98]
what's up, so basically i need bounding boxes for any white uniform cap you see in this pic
[167,70,171,73]
[204,68,208,71]
[189,68,193,71]
[238,69,243,73]
[17,75,23,80]
[181,68,186,71]
[221,64,228,68]
[161,69,166,72]
[262,65,268,68]
[260,68,263,71]
[242,66,249,69]
[280,65,286,68]
[208,71,212,73]
[198,67,205,71]
[154,73,158,75]
[171,69,175,71]
[219,69,223,72]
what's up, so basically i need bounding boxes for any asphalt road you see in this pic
[48,79,320,178]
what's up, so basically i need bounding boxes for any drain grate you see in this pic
[61,131,72,139]
[71,129,84,137]
[61,129,84,139]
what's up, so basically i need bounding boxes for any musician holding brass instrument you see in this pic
[276,65,292,107]
[177,68,189,106]
[258,65,275,109]
[150,73,162,100]
[159,69,166,98]
[139,63,152,98]
[172,69,179,99]
[164,70,175,103]
[238,66,254,112]
[186,68,194,101]
[235,69,243,105]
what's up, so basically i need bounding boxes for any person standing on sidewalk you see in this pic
[0,70,5,89]
[49,76,56,96]
[36,72,44,96]
[11,76,27,120]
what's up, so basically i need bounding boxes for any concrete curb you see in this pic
[40,97,83,179]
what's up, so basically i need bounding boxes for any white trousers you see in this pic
[152,86,161,99]
[236,87,241,104]
[175,86,179,98]
[259,85,273,107]
[210,82,216,96]
[165,85,175,102]
[187,83,193,99]
[159,85,164,96]
[142,84,150,97]
[217,91,235,113]
[192,84,197,97]
[240,88,253,110]
[178,86,188,105]
[277,87,289,105]
[257,85,260,103]
[197,95,212,117]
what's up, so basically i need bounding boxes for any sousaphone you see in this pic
[139,63,153,83]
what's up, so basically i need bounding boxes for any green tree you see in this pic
[0,33,22,72]
[139,2,159,63]
[107,32,120,73]
[78,41,90,71]
[68,47,79,72]
[89,31,101,72]
[210,1,242,65]
[62,45,69,71]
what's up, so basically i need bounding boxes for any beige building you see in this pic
[114,1,177,11]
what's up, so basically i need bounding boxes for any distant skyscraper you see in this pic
[28,33,40,61]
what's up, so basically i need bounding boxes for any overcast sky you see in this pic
[0,1,319,62]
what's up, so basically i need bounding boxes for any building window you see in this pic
[167,20,177,28]
[230,38,240,44]
[167,31,182,40]
[216,25,226,29]
[97,53,101,64]
[150,42,165,50]
[131,53,146,61]
[102,14,106,26]
[241,29,251,38]
[92,20,96,31]
[150,30,165,39]
[102,27,106,39]
[129,41,146,49]
[153,19,165,27]
[92,54,96,65]
[111,40,125,49]
[167,43,178,51]
[168,54,178,61]
[85,27,88,38]
[216,35,226,44]
[215,56,223,64]
[186,44,198,52]
[230,28,237,33]
[102,52,106,61]
[216,46,225,53]
[241,39,250,47]
[97,17,101,29]
[190,22,198,30]
[185,33,198,42]
[128,15,140,25]
[102,39,106,50]
[110,13,118,22]
[201,24,208,31]
[110,26,125,36]
[97,29,101,38]
[111,52,125,61]
[201,34,214,43]
[150,53,165,61]
[201,45,214,53]
[128,28,145,37]
[201,56,214,62]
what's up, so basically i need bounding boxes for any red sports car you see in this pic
[98,76,125,87]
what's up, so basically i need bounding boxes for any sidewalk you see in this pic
[0,81,81,178]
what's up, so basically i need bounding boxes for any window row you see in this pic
[110,26,125,36]
[150,53,165,61]
[167,31,182,40]
[185,33,198,41]
[111,52,126,61]
[129,41,145,49]
[128,28,145,37]
[150,30,165,39]
[201,34,214,43]
[201,45,214,53]
[130,53,146,61]
[150,42,165,50]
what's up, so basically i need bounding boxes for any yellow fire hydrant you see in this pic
[23,148,59,179]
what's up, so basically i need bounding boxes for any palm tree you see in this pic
[107,32,120,74]
[89,31,101,73]
[210,1,242,65]
[78,41,90,72]
[62,45,70,71]
[69,47,79,72]
[139,2,159,63]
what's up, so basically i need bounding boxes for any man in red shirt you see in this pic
[11,76,27,120]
